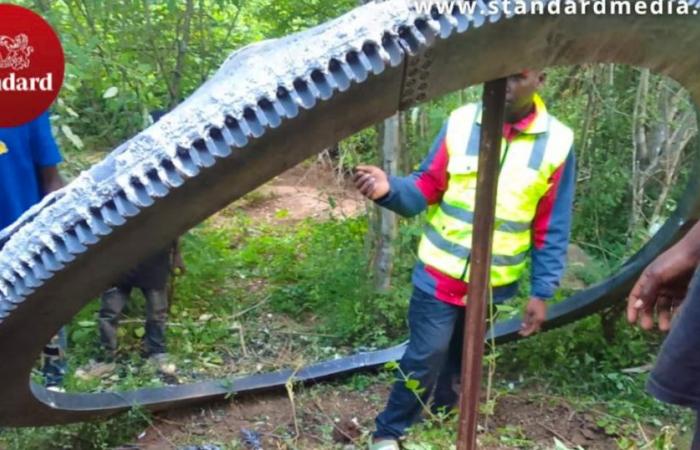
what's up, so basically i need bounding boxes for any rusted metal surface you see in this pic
[457,78,507,450]
[0,0,699,426]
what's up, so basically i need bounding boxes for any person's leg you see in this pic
[693,411,700,450]
[41,327,67,387]
[143,288,168,356]
[646,268,700,448]
[374,287,462,440]
[432,308,465,413]
[647,268,700,405]
[98,286,130,358]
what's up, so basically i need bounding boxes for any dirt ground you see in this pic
[226,160,365,225]
[131,380,619,450]
[121,161,623,449]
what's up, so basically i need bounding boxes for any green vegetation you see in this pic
[3,1,698,449]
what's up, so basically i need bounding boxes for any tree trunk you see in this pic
[629,68,650,238]
[171,0,195,107]
[371,114,400,292]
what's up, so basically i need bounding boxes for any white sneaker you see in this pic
[369,439,400,450]
[148,353,177,376]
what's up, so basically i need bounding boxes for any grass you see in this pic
[1,208,695,449]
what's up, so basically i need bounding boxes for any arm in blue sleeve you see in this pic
[30,112,62,167]
[375,124,448,218]
[530,150,577,300]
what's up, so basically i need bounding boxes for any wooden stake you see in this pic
[456,78,507,450]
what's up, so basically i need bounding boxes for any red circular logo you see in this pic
[0,4,64,127]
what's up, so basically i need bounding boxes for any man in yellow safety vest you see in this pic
[354,70,577,449]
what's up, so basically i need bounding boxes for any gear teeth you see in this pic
[40,248,63,272]
[380,34,404,67]
[88,207,112,236]
[361,42,386,74]
[0,279,9,298]
[159,158,185,188]
[20,264,40,289]
[345,51,369,83]
[63,230,87,255]
[275,87,299,118]
[242,108,265,137]
[471,0,488,27]
[125,177,154,208]
[223,116,249,147]
[101,200,127,226]
[75,221,98,246]
[191,140,216,168]
[143,170,169,198]
[310,70,333,100]
[291,78,317,109]
[0,302,15,318]
[12,272,32,297]
[414,19,438,47]
[6,281,21,304]
[328,59,351,91]
[398,26,423,54]
[52,235,75,263]
[452,10,471,33]
[258,99,281,128]
[173,146,200,178]
[487,0,504,22]
[31,256,51,281]
[114,191,140,217]
[435,12,458,39]
[206,128,232,158]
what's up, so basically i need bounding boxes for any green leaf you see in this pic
[384,361,399,370]
[65,106,80,118]
[405,379,420,392]
[134,327,145,338]
[60,125,84,149]
[102,86,119,99]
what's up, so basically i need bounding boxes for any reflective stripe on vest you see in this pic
[417,94,573,287]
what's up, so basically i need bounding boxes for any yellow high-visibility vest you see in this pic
[417,94,574,287]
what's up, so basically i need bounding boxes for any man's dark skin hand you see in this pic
[354,70,551,336]
[40,166,64,194]
[628,221,700,331]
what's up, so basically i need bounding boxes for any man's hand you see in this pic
[519,297,547,337]
[40,166,65,194]
[353,165,390,200]
[627,247,696,332]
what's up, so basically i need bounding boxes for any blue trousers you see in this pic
[375,287,465,439]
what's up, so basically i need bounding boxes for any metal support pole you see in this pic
[456,78,507,450]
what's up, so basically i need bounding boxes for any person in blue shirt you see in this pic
[0,111,67,388]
